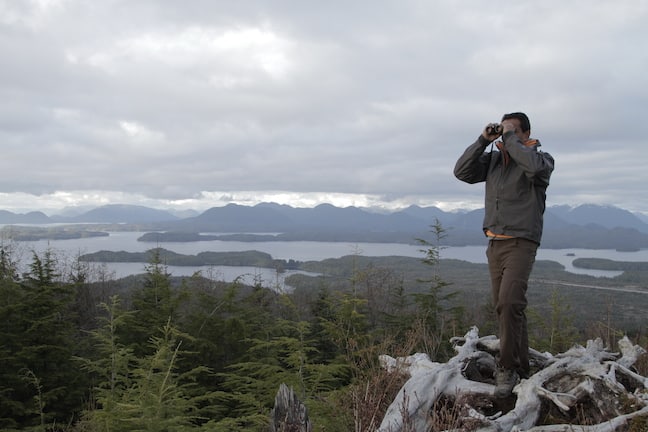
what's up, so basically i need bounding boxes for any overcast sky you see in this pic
[1,0,647,215]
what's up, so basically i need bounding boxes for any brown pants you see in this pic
[486,237,538,375]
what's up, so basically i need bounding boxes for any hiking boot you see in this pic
[494,368,519,398]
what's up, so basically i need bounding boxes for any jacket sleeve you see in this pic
[454,135,491,184]
[502,131,554,186]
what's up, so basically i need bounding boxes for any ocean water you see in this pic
[8,231,648,285]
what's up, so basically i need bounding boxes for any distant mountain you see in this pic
[54,205,97,218]
[168,202,439,234]
[163,202,648,249]
[637,212,648,225]
[0,210,50,224]
[399,205,449,223]
[549,204,648,234]
[50,204,179,224]
[181,203,294,232]
[2,202,648,250]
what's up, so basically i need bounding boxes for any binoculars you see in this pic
[486,124,503,135]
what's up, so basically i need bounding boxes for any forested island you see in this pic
[0,225,109,241]
[573,257,648,271]
[80,248,302,270]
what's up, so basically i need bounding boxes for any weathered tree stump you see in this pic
[269,383,313,432]
[378,326,648,432]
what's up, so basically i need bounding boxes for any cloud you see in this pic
[0,0,647,214]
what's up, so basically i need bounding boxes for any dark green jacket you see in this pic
[454,131,554,244]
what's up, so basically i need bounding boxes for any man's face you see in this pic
[502,118,530,141]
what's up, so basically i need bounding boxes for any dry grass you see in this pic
[429,393,494,432]
[635,351,648,378]
[346,347,410,432]
[341,325,441,432]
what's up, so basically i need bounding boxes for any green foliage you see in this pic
[118,249,189,356]
[111,322,209,431]
[76,299,214,431]
[529,288,580,353]
[0,242,20,282]
[0,249,85,428]
[211,291,351,428]
[2,228,647,431]
[0,249,24,429]
[412,220,464,360]
[177,278,247,375]
[74,296,136,430]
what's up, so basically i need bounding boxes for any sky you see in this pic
[1,0,647,216]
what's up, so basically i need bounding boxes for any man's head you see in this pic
[501,112,531,141]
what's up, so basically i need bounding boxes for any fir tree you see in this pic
[1,250,84,428]
[77,298,213,431]
[119,249,188,356]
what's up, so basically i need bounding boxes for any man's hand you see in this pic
[482,123,502,141]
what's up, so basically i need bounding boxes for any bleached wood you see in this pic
[377,327,648,432]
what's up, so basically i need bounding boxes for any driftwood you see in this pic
[378,326,648,432]
[269,383,313,432]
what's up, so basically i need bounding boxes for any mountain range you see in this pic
[2,203,648,250]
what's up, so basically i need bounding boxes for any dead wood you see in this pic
[377,326,648,432]
[269,383,313,432]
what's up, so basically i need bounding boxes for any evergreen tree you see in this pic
[214,297,349,431]
[0,245,25,429]
[412,220,464,360]
[205,281,283,425]
[0,250,84,428]
[78,303,212,431]
[180,277,248,373]
[309,286,344,364]
[0,242,20,282]
[113,320,211,431]
[75,296,136,431]
[119,249,188,356]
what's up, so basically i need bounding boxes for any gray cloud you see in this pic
[1,0,647,214]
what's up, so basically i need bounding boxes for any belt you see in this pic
[485,229,515,240]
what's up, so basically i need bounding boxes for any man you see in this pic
[453,112,554,398]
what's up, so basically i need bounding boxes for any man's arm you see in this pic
[502,131,554,185]
[453,135,492,184]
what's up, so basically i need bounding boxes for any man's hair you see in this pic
[502,112,531,132]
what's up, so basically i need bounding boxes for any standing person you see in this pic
[453,112,554,398]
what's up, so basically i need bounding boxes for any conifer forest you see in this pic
[1,226,646,431]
